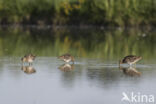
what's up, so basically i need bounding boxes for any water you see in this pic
[0,27,156,104]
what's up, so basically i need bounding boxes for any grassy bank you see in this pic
[0,0,155,26]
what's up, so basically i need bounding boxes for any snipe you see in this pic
[119,55,142,66]
[58,53,74,63]
[21,54,36,65]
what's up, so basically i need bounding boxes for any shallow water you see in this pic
[0,57,156,104]
[0,27,156,104]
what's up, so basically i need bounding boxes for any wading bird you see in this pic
[119,55,142,66]
[58,53,74,63]
[21,54,36,65]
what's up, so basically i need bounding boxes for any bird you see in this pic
[58,53,74,63]
[21,54,36,65]
[119,55,142,66]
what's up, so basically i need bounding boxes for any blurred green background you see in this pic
[0,0,155,59]
[0,0,155,26]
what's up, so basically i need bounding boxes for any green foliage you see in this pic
[0,0,155,26]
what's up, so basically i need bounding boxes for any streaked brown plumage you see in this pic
[21,66,36,74]
[119,55,142,66]
[58,53,74,63]
[21,54,36,65]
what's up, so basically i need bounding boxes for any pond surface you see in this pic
[0,27,156,104]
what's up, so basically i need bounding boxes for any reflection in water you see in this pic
[0,27,155,59]
[58,64,74,72]
[21,66,36,74]
[119,66,141,77]
[0,57,156,104]
[0,27,155,104]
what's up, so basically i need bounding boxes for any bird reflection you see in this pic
[58,64,74,72]
[21,66,36,74]
[119,66,141,77]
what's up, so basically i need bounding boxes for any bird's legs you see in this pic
[134,63,136,68]
[22,62,24,66]
[29,62,32,66]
